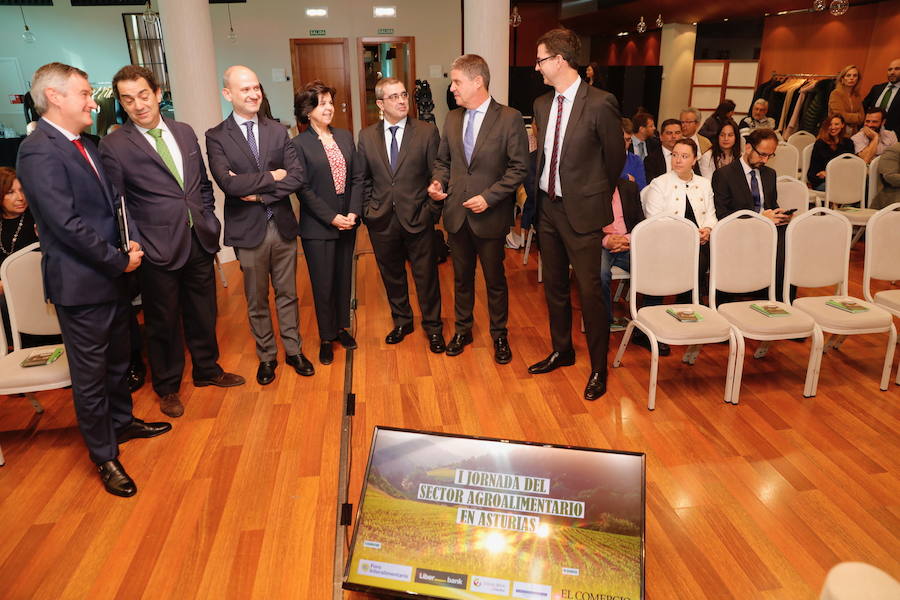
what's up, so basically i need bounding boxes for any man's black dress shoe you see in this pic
[385,325,413,344]
[527,351,576,374]
[97,459,137,497]
[428,333,446,354]
[319,341,334,365]
[337,329,358,349]
[584,370,608,401]
[257,360,277,385]
[127,361,146,393]
[116,418,172,444]
[286,354,315,376]
[493,336,512,364]
[445,332,473,356]
[631,329,671,356]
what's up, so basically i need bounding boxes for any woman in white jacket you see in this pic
[641,138,717,301]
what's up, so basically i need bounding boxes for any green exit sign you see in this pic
[309,29,326,36]
[378,28,394,34]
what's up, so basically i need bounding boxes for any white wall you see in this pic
[0,0,462,136]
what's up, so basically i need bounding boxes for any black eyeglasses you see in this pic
[535,55,556,67]
[383,91,409,102]
[752,146,777,159]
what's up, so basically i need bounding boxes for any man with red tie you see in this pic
[17,63,171,497]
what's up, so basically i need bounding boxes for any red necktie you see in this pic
[72,138,100,178]
[547,95,564,201]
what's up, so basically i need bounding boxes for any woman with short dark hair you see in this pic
[291,81,363,365]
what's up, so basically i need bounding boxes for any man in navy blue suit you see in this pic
[16,63,171,497]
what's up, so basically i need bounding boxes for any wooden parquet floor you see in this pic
[0,230,898,599]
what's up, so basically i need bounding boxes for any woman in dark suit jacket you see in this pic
[292,81,363,365]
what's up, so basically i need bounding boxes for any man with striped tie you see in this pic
[100,65,244,419]
[206,65,312,386]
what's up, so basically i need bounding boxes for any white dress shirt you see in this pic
[136,118,184,183]
[539,76,581,196]
[739,156,765,210]
[462,96,492,149]
[42,117,101,174]
[641,170,718,230]
[232,112,261,147]
[851,127,898,156]
[383,116,408,156]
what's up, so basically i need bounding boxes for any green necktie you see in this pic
[880,84,895,111]
[147,127,191,226]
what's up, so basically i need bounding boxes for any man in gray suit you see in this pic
[100,65,244,419]
[357,77,445,353]
[206,65,313,386]
[429,54,529,363]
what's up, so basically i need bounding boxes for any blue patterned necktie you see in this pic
[750,170,762,213]
[463,109,477,164]
[244,121,272,221]
[388,125,399,173]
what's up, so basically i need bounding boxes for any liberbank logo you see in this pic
[559,591,633,600]
[414,568,467,590]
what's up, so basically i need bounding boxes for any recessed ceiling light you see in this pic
[306,7,327,17]
[373,6,396,18]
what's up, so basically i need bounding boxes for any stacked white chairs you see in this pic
[785,208,896,391]
[787,130,816,174]
[768,141,800,179]
[776,176,810,215]
[0,242,71,466]
[824,153,874,246]
[709,211,823,403]
[612,215,739,410]
[862,202,900,386]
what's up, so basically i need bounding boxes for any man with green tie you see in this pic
[100,65,244,419]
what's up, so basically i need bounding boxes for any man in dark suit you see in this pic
[17,62,170,497]
[100,65,244,419]
[863,58,900,134]
[526,28,625,401]
[712,128,792,300]
[644,119,698,182]
[630,112,659,161]
[357,77,445,353]
[429,54,528,363]
[206,66,313,386]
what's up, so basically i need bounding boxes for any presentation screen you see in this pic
[343,427,645,600]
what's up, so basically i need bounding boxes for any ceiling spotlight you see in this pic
[813,0,826,10]
[829,0,848,15]
[656,14,663,28]
[509,6,522,28]
[636,16,647,33]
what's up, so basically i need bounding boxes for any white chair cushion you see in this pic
[718,301,816,336]
[836,207,875,226]
[0,347,71,395]
[635,305,732,342]
[874,289,900,315]
[792,296,893,331]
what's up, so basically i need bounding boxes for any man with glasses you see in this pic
[358,77,445,353]
[680,107,711,154]
[712,128,793,300]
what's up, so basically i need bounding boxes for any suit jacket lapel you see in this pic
[559,82,587,163]
[534,94,551,172]
[376,120,391,174]
[123,120,177,185]
[470,100,500,165]
[256,117,271,169]
[226,115,260,170]
[166,117,193,186]
[392,118,414,174]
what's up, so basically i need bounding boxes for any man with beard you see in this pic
[851,108,898,164]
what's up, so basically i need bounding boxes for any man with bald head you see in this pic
[206,65,311,386]
[863,58,900,134]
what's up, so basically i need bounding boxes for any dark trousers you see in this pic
[302,229,356,341]
[447,220,508,339]
[139,232,222,396]
[369,214,442,334]
[56,297,133,464]
[538,193,609,372]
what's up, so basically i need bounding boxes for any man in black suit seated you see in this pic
[863,58,900,135]
[712,128,793,300]
[100,66,244,419]
[644,119,700,182]
[357,77,445,353]
[17,62,170,497]
[206,66,313,386]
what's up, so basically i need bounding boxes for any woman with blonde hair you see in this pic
[828,65,864,134]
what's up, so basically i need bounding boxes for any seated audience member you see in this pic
[700,120,741,179]
[601,178,644,330]
[739,99,777,132]
[699,99,736,140]
[829,65,865,135]
[870,141,900,210]
[680,107,712,154]
[863,58,900,134]
[630,111,659,160]
[620,118,647,191]
[808,114,855,190]
[642,138,717,303]
[0,168,40,349]
[644,119,683,182]
[851,108,898,164]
